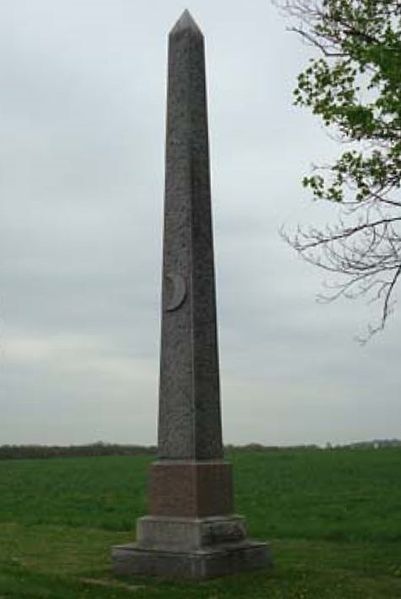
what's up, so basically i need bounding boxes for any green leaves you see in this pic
[292,0,401,205]
[279,0,401,337]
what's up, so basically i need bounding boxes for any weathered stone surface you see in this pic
[158,8,222,460]
[137,515,247,551]
[111,10,272,580]
[112,541,271,580]
[149,460,233,517]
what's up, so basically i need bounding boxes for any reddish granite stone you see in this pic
[149,461,233,517]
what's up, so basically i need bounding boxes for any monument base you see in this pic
[111,515,272,580]
[112,541,271,580]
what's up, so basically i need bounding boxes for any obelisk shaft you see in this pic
[158,11,223,460]
[111,13,271,577]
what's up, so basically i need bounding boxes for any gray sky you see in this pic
[1,0,400,447]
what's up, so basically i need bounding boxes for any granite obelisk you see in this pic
[112,10,271,579]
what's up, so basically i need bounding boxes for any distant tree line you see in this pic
[224,443,321,452]
[0,442,157,461]
[0,440,399,460]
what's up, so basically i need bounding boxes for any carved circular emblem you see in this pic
[165,273,187,312]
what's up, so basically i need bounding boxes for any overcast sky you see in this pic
[1,0,400,447]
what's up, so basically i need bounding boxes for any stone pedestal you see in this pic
[112,460,271,579]
[113,540,269,580]
[112,513,271,580]
[149,461,234,517]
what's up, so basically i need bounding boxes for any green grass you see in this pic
[0,449,400,597]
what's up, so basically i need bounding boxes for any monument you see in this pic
[112,10,271,580]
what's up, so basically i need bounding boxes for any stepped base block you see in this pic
[137,515,248,550]
[149,461,234,517]
[112,540,271,580]
[112,515,272,579]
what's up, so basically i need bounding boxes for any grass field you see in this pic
[0,449,401,598]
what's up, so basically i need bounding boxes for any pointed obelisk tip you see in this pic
[170,9,203,36]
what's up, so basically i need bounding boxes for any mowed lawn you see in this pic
[0,449,401,598]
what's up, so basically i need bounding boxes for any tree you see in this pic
[277,0,401,339]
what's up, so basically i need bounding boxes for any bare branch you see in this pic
[277,0,401,338]
[289,26,347,56]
